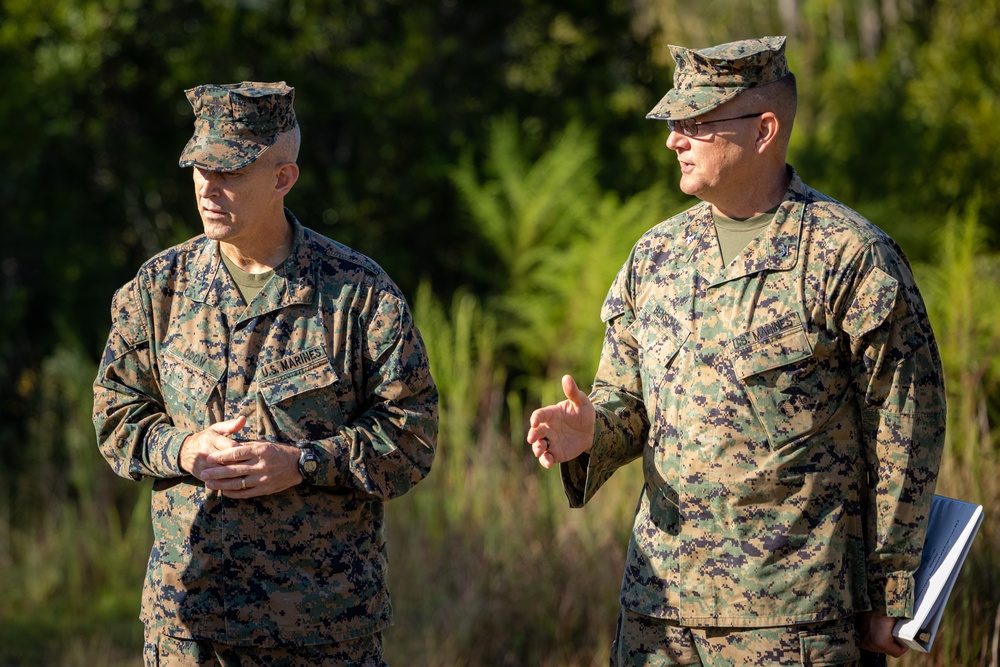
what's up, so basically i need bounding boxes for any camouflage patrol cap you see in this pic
[178,81,297,171]
[646,36,789,121]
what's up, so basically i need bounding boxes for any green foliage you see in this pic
[905,0,1000,211]
[452,115,677,396]
[791,0,1000,261]
[915,194,1000,499]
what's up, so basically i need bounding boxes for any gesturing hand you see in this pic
[526,374,596,469]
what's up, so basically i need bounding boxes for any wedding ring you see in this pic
[240,478,247,490]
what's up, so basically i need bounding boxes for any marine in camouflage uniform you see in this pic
[527,38,945,666]
[93,82,437,666]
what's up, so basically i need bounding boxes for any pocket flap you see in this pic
[258,352,339,406]
[730,314,813,379]
[843,266,898,338]
[634,303,689,347]
[160,350,221,401]
[798,627,861,666]
[112,281,149,348]
[629,304,689,372]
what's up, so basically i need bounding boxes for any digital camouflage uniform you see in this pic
[93,82,438,650]
[561,38,946,664]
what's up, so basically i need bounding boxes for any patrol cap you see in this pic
[178,81,297,171]
[646,36,789,121]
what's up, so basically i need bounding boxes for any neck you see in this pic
[221,212,294,273]
[711,163,791,219]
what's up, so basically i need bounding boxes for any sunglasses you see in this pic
[667,112,763,137]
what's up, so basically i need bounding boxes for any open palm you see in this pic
[527,374,596,469]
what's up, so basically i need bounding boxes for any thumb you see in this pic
[209,414,246,436]
[562,374,585,404]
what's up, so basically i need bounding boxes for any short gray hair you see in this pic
[733,73,797,142]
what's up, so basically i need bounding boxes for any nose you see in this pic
[665,130,686,151]
[194,168,218,198]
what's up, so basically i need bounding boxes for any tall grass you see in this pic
[0,345,149,667]
[2,133,998,666]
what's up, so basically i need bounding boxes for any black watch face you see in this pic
[303,459,318,474]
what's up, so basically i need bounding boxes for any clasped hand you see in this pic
[178,415,303,498]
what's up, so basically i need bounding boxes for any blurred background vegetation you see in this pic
[1,0,998,664]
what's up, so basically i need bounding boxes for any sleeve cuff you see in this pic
[560,453,591,508]
[869,570,916,617]
[144,422,192,479]
[312,434,349,488]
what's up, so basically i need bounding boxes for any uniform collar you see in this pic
[681,166,807,285]
[185,208,316,318]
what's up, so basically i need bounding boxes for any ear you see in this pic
[274,162,300,198]
[754,112,780,155]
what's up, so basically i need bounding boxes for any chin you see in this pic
[201,223,234,242]
[678,181,702,198]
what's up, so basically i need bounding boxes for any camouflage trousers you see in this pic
[143,628,387,667]
[610,607,864,666]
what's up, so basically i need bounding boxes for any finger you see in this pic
[881,637,907,658]
[209,414,247,436]
[206,471,252,489]
[529,406,563,428]
[538,451,554,469]
[215,475,253,496]
[206,445,256,466]
[201,463,249,481]
[526,423,550,444]
[862,618,906,658]
[530,437,550,458]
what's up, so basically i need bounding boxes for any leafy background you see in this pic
[1,0,998,664]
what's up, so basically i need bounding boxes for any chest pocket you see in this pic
[159,350,222,430]
[256,348,347,440]
[630,304,689,400]
[729,313,834,449]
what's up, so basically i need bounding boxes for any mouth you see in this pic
[202,206,227,218]
[678,160,694,174]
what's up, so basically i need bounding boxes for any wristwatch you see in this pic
[296,440,319,484]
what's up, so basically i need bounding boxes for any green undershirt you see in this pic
[713,207,778,266]
[221,251,274,304]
